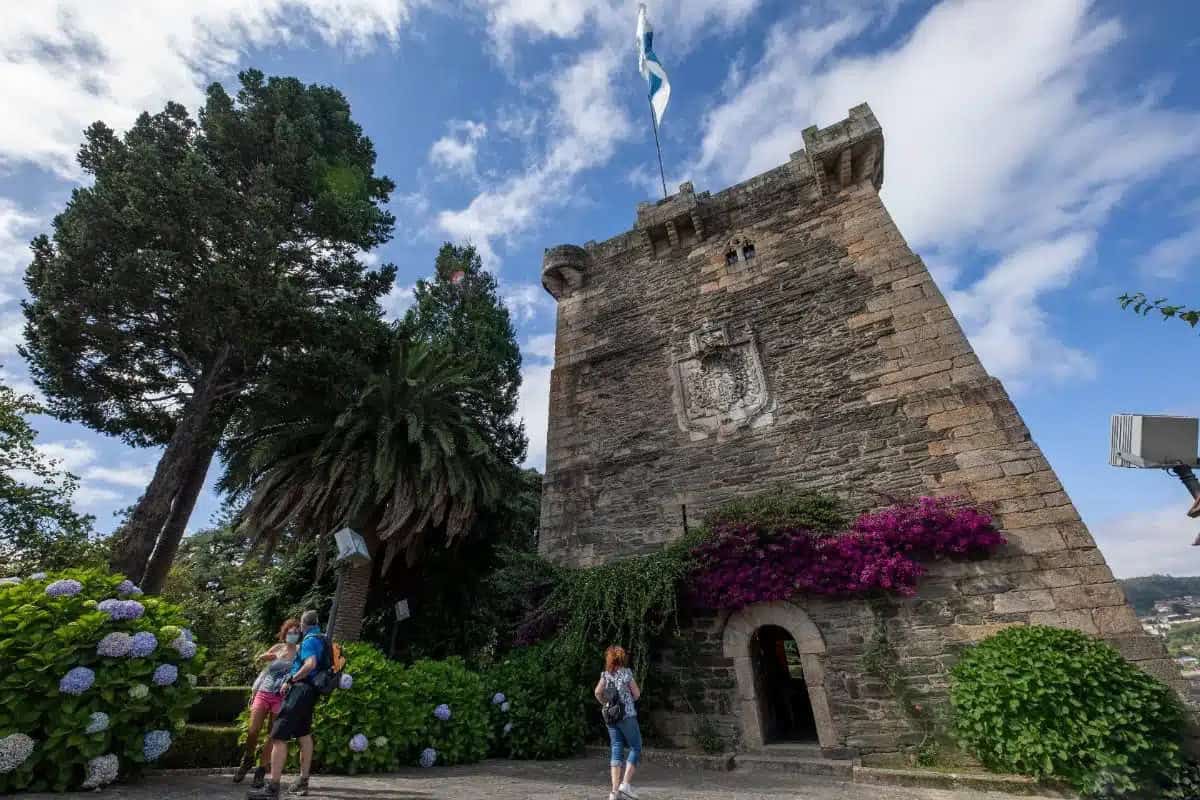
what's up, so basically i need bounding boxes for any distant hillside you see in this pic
[1119,575,1200,616]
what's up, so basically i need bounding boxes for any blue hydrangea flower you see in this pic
[98,598,145,620]
[81,753,119,788]
[339,673,354,690]
[503,722,513,735]
[129,683,149,700]
[171,636,197,659]
[142,730,171,761]
[491,692,506,705]
[116,579,142,596]
[0,733,35,773]
[97,632,133,658]
[46,579,82,597]
[433,704,452,721]
[129,631,157,657]
[60,666,95,695]
[501,701,510,713]
[29,572,46,580]
[86,712,110,734]
[179,628,194,641]
[0,577,21,586]
[349,734,368,753]
[152,664,178,686]
[419,747,437,768]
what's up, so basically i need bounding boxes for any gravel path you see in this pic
[24,757,1068,800]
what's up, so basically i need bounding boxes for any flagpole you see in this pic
[649,99,668,199]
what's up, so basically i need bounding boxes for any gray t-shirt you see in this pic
[601,668,637,718]
[252,658,292,695]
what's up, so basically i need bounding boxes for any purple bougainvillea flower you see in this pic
[129,631,157,658]
[142,730,171,761]
[339,673,353,690]
[0,733,35,773]
[59,666,95,695]
[491,692,506,705]
[81,753,119,788]
[46,579,82,598]
[419,747,437,768]
[349,734,368,753]
[86,712,110,734]
[152,664,178,686]
[433,704,452,721]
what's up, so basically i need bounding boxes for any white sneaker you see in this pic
[608,793,617,800]
[618,783,638,799]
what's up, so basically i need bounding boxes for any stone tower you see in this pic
[538,104,1185,759]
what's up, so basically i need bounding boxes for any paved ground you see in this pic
[28,758,1068,800]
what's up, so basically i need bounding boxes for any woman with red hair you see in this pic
[594,645,643,800]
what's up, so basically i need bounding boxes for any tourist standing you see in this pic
[594,645,642,800]
[249,610,326,798]
[235,618,301,787]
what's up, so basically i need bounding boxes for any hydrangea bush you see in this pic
[483,644,588,760]
[0,569,204,792]
[689,497,1004,609]
[391,658,490,767]
[951,625,1184,796]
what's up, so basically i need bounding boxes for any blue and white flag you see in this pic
[637,3,670,127]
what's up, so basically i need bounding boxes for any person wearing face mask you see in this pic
[235,618,302,787]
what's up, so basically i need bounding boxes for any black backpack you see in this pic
[600,675,625,725]
[307,634,344,696]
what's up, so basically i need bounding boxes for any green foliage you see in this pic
[950,625,1184,796]
[482,645,589,760]
[402,242,527,465]
[392,657,491,767]
[1120,293,1200,332]
[0,375,101,573]
[1162,760,1200,800]
[703,487,848,533]
[1118,574,1200,616]
[0,569,205,792]
[191,687,253,725]
[158,724,240,769]
[1166,621,1200,659]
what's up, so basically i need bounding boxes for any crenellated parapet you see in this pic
[798,103,884,196]
[541,244,591,300]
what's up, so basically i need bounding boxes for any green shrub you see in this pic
[192,687,251,724]
[704,487,848,533]
[483,644,588,760]
[158,724,240,769]
[1162,759,1200,800]
[950,625,1184,796]
[0,569,204,792]
[393,657,490,767]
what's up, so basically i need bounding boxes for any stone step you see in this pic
[733,752,855,779]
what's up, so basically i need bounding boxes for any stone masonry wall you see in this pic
[537,104,1187,757]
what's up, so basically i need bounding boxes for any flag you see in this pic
[637,3,670,127]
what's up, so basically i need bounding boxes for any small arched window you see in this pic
[725,235,757,265]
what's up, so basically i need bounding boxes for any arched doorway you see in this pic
[722,601,838,750]
[752,625,818,742]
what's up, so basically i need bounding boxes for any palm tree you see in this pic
[220,336,504,640]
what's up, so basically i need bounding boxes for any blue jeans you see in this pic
[606,716,642,766]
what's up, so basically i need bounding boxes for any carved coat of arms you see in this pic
[671,321,772,438]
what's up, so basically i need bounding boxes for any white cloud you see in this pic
[0,312,24,354]
[518,360,553,470]
[86,463,155,488]
[1092,505,1200,578]
[0,1,427,178]
[1139,222,1200,280]
[429,120,488,176]
[523,332,556,361]
[381,283,416,321]
[691,0,1200,388]
[501,283,552,323]
[34,439,98,472]
[73,485,123,508]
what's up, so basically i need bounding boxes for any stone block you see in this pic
[993,590,1055,613]
[1001,526,1066,554]
[1029,609,1098,635]
[1094,605,1143,635]
[1051,583,1126,611]
[1106,635,1169,663]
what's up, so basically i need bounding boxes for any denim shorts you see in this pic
[606,716,642,766]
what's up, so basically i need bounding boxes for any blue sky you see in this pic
[1,0,1198,576]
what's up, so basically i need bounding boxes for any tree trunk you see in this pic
[108,345,235,582]
[139,439,218,594]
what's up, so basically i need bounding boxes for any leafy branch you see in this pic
[1119,292,1200,331]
